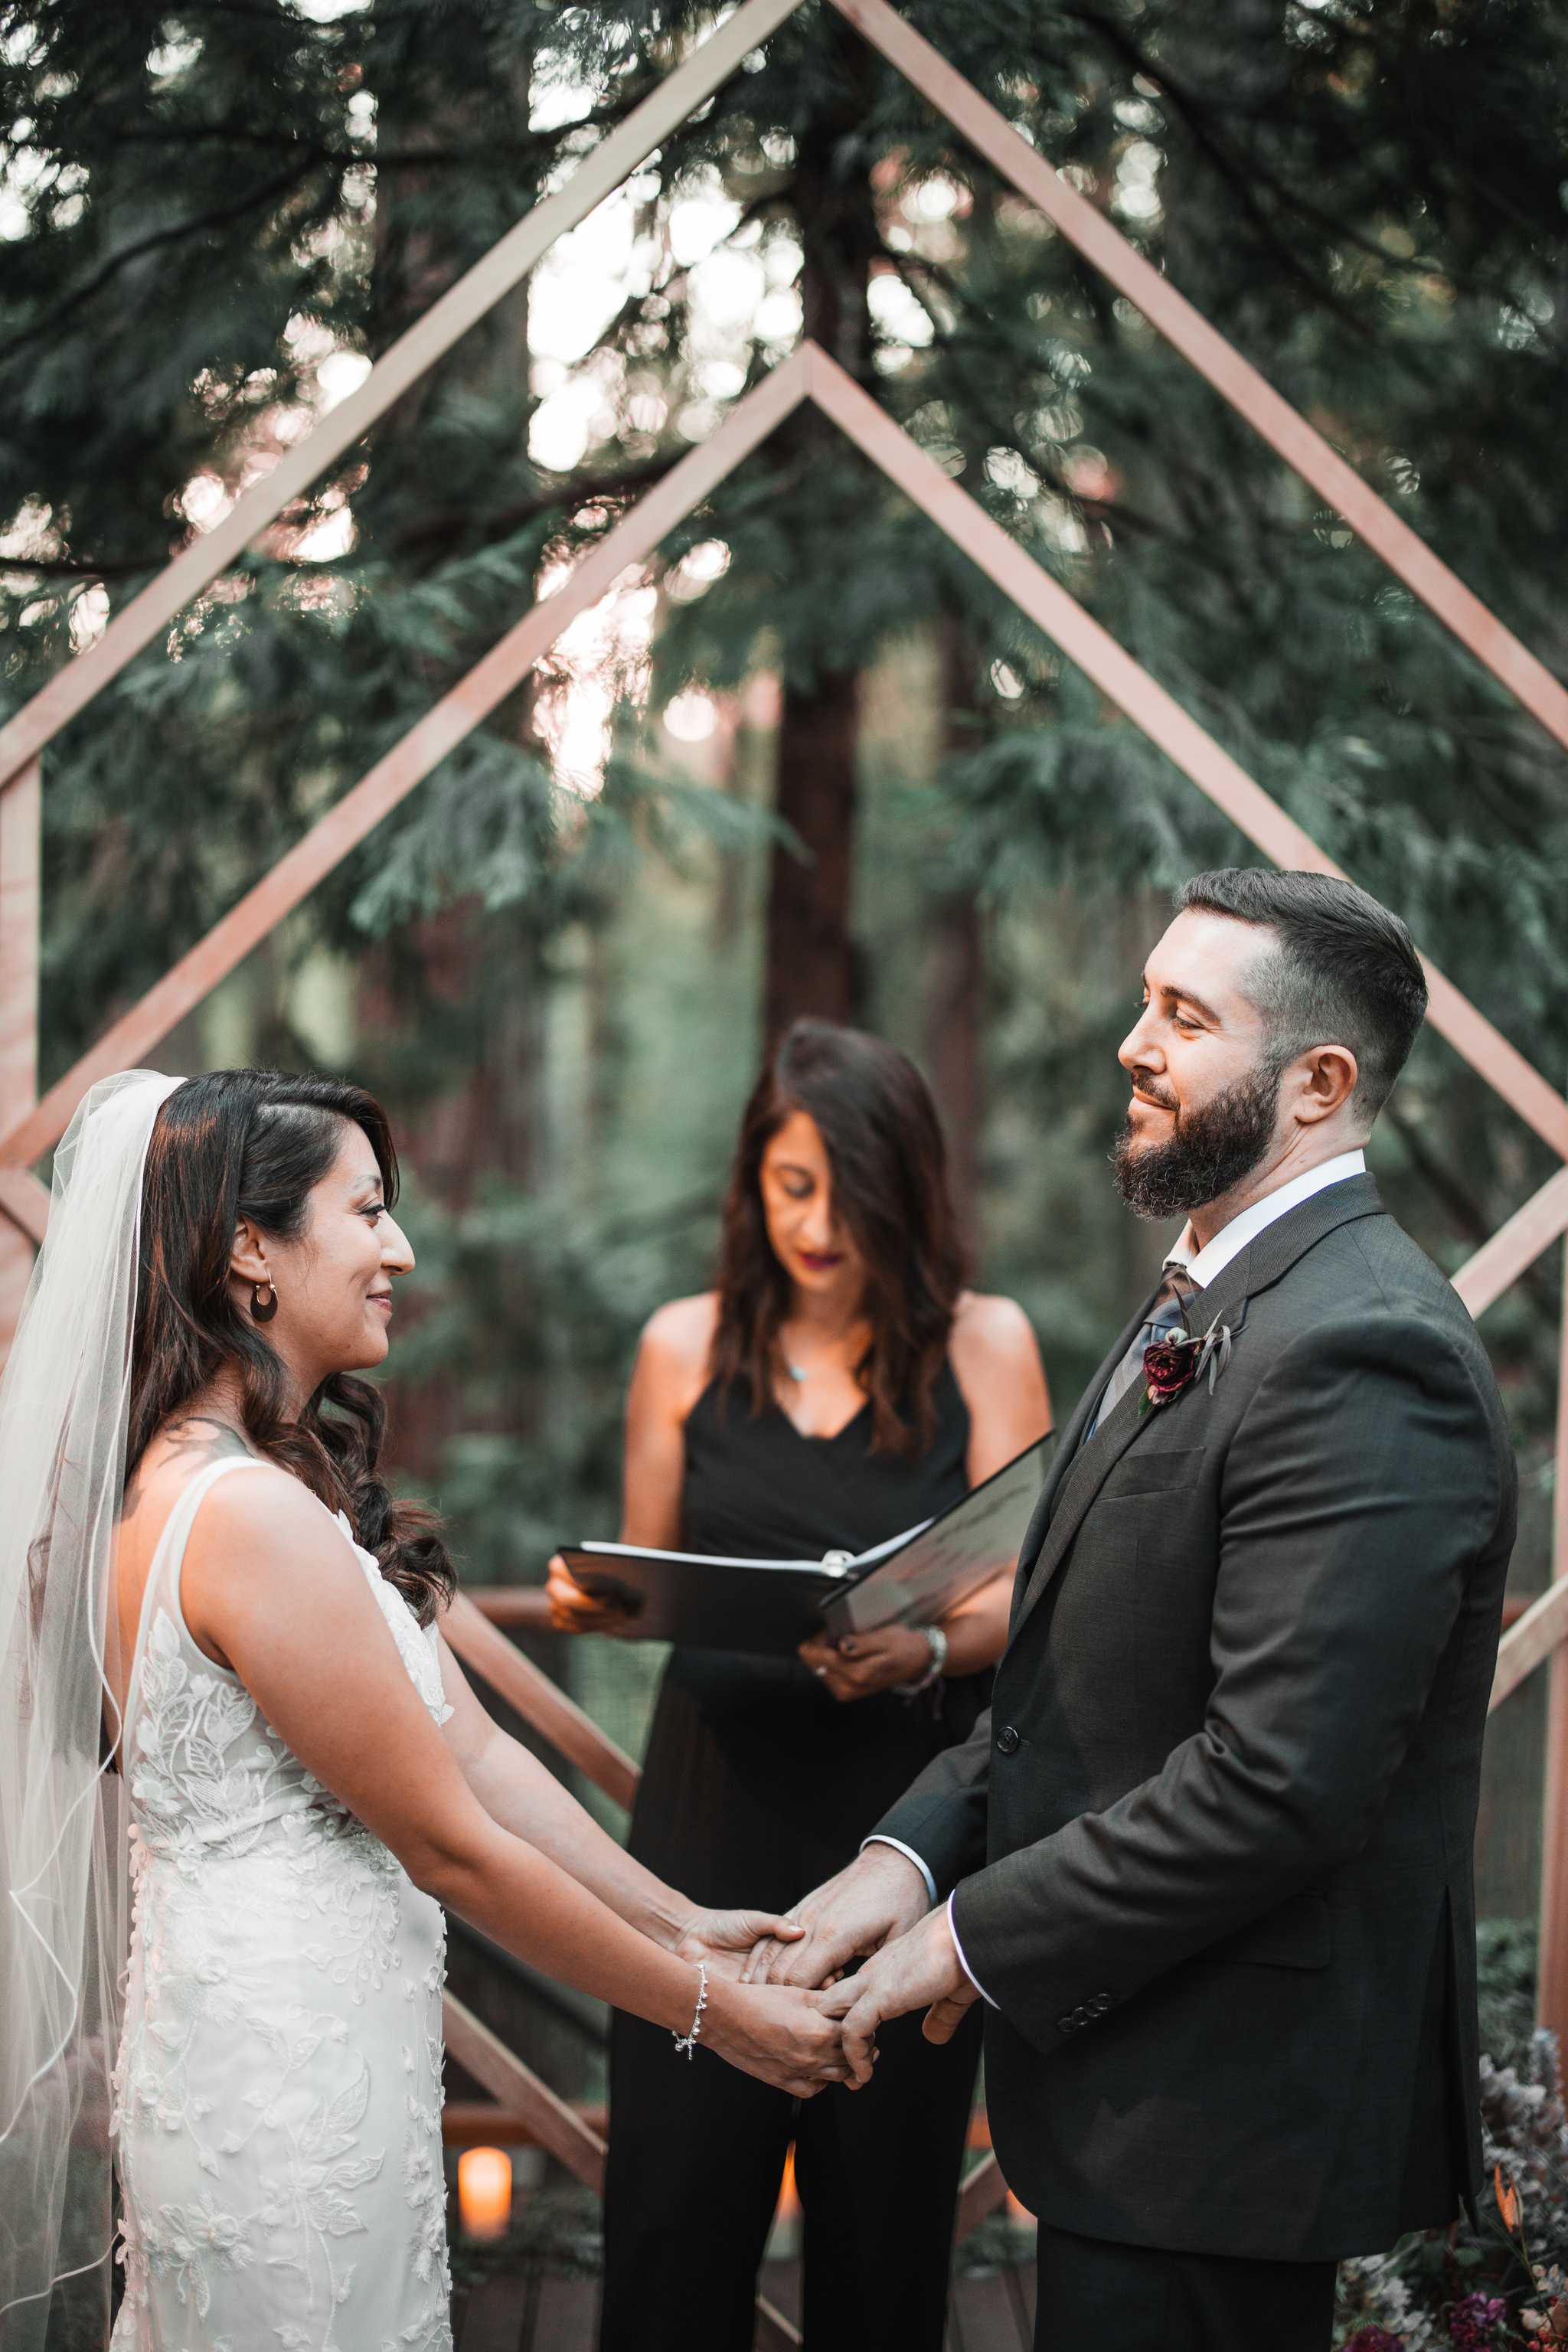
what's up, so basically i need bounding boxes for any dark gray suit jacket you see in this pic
[876,1174,1516,2262]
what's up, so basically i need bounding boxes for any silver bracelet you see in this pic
[672,1960,708,2060]
[894,1624,948,1697]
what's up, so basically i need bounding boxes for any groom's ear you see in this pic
[1286,1042,1360,1129]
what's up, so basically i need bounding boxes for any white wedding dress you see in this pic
[110,1455,455,2352]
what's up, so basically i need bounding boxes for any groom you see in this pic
[751,869,1517,2350]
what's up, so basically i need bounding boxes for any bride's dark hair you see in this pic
[126,1069,454,1626]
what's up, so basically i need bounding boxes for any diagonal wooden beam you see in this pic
[9,340,1566,1186]
[441,1998,800,2345]
[441,1989,607,2192]
[803,346,1568,1163]
[0,760,42,1324]
[0,1167,51,1246]
[1452,1166,1568,1323]
[0,351,813,1173]
[1491,1576,1568,1714]
[0,0,807,795]
[444,1591,641,1811]
[828,0,1568,761]
[956,2151,1010,2240]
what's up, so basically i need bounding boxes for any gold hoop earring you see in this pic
[250,1280,278,1324]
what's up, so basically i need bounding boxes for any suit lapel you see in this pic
[1006,1282,1165,1638]
[1010,1354,1171,1642]
[1008,1173,1388,1645]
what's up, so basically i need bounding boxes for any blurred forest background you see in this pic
[3,0,1567,1922]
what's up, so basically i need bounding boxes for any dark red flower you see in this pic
[1142,1334,1198,1407]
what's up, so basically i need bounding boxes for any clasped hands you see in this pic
[736,1844,978,2087]
[676,1845,975,2092]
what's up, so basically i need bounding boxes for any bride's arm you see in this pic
[436,1636,797,1973]
[180,1471,842,2096]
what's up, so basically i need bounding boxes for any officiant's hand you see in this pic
[701,1979,852,2097]
[814,1909,979,2086]
[546,1553,635,1635]
[674,1907,805,1983]
[740,1844,930,1990]
[796,1625,934,1700]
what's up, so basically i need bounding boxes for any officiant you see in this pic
[547,1016,1050,2352]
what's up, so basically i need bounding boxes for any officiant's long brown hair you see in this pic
[710,1020,967,1458]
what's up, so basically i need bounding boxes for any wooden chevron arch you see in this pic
[2,5,1566,2324]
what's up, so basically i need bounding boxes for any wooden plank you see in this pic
[950,2270,1034,2352]
[956,2152,1009,2242]
[0,761,39,1344]
[0,1163,48,1247]
[466,1588,558,1635]
[0,760,38,1106]
[443,2102,607,2147]
[1491,1579,1568,1713]
[804,345,1568,1165]
[1452,1167,1568,1321]
[528,2275,598,2352]
[454,2275,528,2352]
[829,0,1568,762]
[0,350,813,1176]
[444,1591,640,1811]
[0,0,809,795]
[1536,1255,1568,2041]
[753,2295,802,2351]
[442,1990,607,2194]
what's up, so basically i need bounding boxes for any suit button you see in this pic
[996,1725,1021,1756]
[1056,2015,1076,2037]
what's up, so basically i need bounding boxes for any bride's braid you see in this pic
[127,1070,456,1626]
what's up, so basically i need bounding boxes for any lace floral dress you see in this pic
[111,1455,454,2352]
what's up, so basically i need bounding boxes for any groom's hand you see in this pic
[741,1845,930,1989]
[813,1908,978,2085]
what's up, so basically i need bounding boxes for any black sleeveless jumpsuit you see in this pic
[599,1362,987,2352]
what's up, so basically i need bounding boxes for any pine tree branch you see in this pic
[1070,3,1560,349]
[2,160,331,358]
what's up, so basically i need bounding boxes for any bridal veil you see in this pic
[0,1071,181,2347]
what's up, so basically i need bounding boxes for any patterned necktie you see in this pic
[1084,1264,1199,1442]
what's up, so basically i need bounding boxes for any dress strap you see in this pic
[126,1455,272,1721]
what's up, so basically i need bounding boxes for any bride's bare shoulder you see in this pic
[123,1416,263,1516]
[125,1422,337,1577]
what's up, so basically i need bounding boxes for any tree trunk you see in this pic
[923,624,988,1238]
[761,18,880,1043]
[361,29,547,1481]
[764,665,864,1038]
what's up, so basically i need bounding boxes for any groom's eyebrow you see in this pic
[1158,978,1223,1027]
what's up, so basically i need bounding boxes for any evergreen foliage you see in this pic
[2,0,1566,1843]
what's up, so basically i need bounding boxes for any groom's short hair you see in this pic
[1176,868,1428,1122]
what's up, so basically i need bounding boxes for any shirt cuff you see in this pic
[860,1834,937,1908]
[946,1890,998,2008]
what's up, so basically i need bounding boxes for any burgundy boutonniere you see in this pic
[1141,1314,1235,1415]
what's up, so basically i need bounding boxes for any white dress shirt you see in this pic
[864,1146,1369,2006]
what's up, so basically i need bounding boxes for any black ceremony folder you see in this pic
[557,1437,1050,1655]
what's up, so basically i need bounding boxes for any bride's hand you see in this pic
[674,1907,805,1983]
[701,1978,852,2097]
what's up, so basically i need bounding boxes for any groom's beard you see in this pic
[1111,1057,1284,1222]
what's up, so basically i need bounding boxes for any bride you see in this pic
[0,1067,846,2350]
